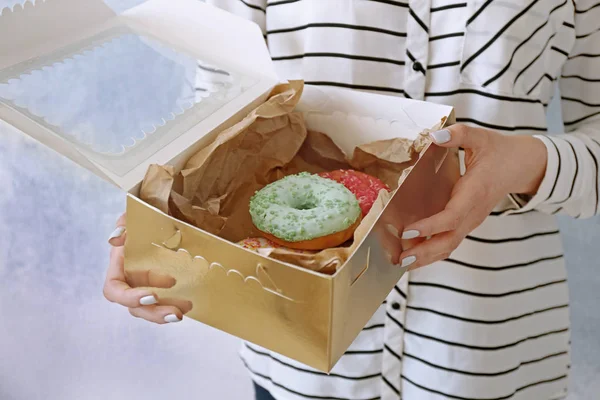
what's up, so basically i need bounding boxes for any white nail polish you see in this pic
[402,230,420,240]
[108,226,125,242]
[401,256,417,268]
[430,129,451,144]
[385,224,400,238]
[164,314,181,323]
[140,295,157,306]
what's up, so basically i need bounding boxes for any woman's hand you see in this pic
[397,124,548,270]
[103,214,185,324]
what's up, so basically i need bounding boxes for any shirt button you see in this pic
[392,302,401,310]
[412,61,423,72]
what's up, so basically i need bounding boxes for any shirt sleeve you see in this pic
[507,1,600,219]
[204,0,267,34]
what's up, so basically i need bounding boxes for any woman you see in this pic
[104,1,600,399]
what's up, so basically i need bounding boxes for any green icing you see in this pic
[249,172,361,242]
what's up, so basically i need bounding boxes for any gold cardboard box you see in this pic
[0,0,459,372]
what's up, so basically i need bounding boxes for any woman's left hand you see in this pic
[397,124,548,270]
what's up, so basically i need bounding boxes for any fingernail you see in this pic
[164,314,181,323]
[402,230,420,240]
[401,256,417,268]
[430,129,451,144]
[385,224,400,238]
[108,226,126,244]
[140,295,157,306]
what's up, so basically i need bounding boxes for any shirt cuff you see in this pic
[503,135,560,215]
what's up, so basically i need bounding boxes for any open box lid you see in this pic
[0,0,279,190]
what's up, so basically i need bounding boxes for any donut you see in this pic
[237,237,314,254]
[249,172,362,250]
[238,237,282,252]
[318,170,391,216]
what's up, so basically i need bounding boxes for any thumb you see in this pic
[108,213,127,247]
[429,124,489,149]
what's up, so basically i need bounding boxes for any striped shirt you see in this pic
[204,1,600,399]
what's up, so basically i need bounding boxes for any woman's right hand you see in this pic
[103,213,184,324]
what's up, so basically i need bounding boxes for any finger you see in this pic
[399,231,464,270]
[429,124,490,150]
[402,176,479,238]
[160,298,194,314]
[126,269,176,289]
[105,245,126,282]
[376,224,402,265]
[128,305,184,324]
[108,213,127,247]
[402,209,465,239]
[103,246,157,307]
[106,246,176,290]
[402,236,427,252]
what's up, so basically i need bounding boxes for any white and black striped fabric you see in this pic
[204,1,600,399]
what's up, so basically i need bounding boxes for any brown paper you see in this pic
[140,81,437,274]
[140,165,175,214]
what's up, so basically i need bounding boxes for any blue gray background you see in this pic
[0,1,598,399]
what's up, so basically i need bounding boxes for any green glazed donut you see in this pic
[249,172,361,244]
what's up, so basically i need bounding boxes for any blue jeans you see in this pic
[254,383,275,400]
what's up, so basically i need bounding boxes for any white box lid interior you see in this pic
[0,0,279,191]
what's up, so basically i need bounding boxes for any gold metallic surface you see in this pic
[124,142,459,372]
[330,143,460,366]
[125,195,333,370]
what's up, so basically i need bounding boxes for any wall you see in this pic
[0,1,597,399]
[0,1,251,399]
